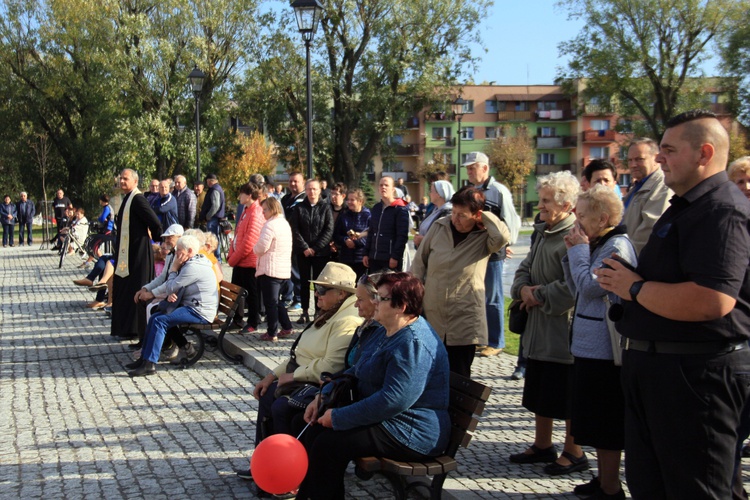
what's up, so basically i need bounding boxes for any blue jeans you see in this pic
[19,221,32,244]
[2,223,14,246]
[141,307,207,363]
[206,218,221,261]
[485,258,505,349]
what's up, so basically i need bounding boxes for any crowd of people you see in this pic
[11,107,748,499]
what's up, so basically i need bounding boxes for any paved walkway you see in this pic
[1,246,746,499]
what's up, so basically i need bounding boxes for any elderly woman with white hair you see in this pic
[126,234,219,377]
[728,156,750,200]
[508,171,585,476]
[413,180,455,249]
[561,185,637,498]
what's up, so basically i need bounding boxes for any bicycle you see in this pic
[218,218,232,263]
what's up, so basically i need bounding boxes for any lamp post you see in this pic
[452,96,467,187]
[291,0,324,180]
[188,65,206,184]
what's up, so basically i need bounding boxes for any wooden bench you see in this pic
[175,280,247,366]
[354,372,492,500]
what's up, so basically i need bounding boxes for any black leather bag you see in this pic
[508,299,528,334]
[319,372,359,412]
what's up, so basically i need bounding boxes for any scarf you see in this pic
[115,188,142,278]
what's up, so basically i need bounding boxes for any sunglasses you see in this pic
[314,285,335,295]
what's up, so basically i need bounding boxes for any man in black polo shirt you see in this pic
[596,110,750,498]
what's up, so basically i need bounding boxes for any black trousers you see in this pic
[296,423,428,500]
[231,265,260,328]
[297,254,329,315]
[622,347,750,499]
[446,344,476,379]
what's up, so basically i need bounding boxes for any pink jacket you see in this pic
[227,200,264,268]
[254,214,293,279]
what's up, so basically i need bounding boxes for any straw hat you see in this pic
[310,262,357,293]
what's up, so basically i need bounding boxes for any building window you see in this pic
[431,127,452,139]
[589,147,610,159]
[497,101,507,111]
[485,100,498,113]
[384,161,404,172]
[537,101,558,111]
[538,127,556,137]
[515,101,530,111]
[388,135,403,145]
[709,93,720,104]
[619,173,631,188]
[537,153,556,165]
[590,119,610,131]
[486,127,498,139]
[461,127,474,140]
[462,100,474,113]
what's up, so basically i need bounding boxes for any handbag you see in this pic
[287,384,322,409]
[603,295,623,366]
[319,371,359,412]
[508,299,528,334]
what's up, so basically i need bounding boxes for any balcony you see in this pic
[535,163,574,175]
[581,103,611,115]
[425,111,454,122]
[581,157,619,167]
[582,129,616,142]
[429,137,456,148]
[498,110,534,122]
[404,116,420,129]
[535,136,578,149]
[535,109,575,121]
[394,142,423,156]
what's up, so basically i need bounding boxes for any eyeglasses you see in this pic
[376,295,392,302]
[314,285,334,295]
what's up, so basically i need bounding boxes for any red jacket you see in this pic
[227,200,264,268]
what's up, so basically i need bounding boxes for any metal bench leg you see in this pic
[217,327,243,364]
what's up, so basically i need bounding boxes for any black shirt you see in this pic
[617,171,750,342]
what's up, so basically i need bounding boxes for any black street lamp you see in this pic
[452,96,467,186]
[291,0,324,180]
[188,65,206,184]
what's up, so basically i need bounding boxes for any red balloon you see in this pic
[250,434,309,494]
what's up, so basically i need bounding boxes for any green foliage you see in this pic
[557,0,740,139]
[720,8,750,124]
[485,126,535,190]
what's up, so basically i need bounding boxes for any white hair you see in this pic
[536,171,580,207]
[176,234,201,254]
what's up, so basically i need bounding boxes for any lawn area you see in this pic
[503,296,520,355]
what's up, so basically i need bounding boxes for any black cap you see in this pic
[205,173,218,181]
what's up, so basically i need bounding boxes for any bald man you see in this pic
[595,110,750,499]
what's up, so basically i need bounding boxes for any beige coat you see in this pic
[272,294,362,382]
[621,168,672,255]
[412,212,509,346]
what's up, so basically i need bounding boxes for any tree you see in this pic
[238,0,490,186]
[720,8,750,123]
[485,126,535,190]
[557,0,739,139]
[215,130,276,196]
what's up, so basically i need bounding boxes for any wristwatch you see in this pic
[629,280,645,303]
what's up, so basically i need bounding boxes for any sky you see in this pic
[467,0,720,86]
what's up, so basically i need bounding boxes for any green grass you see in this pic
[503,296,520,355]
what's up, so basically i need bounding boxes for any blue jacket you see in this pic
[16,200,35,224]
[1,202,17,225]
[562,226,637,360]
[364,201,409,263]
[155,193,179,230]
[98,204,114,232]
[332,317,451,456]
[333,207,371,265]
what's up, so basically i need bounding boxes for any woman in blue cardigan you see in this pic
[297,272,450,500]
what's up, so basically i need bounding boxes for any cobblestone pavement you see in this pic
[2,246,748,499]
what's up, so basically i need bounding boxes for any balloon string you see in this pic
[296,422,311,440]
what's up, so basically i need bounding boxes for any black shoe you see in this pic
[233,320,248,330]
[589,488,625,500]
[573,476,601,496]
[509,444,558,464]
[234,468,252,480]
[129,361,156,377]
[125,358,144,370]
[543,451,589,475]
[296,313,309,325]
[128,342,142,350]
[743,444,750,458]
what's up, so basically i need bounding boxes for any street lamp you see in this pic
[452,96,467,186]
[291,0,324,180]
[188,65,206,184]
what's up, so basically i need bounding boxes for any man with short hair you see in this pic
[596,110,750,499]
[193,182,206,226]
[281,172,307,309]
[145,179,161,206]
[621,138,672,254]
[111,169,163,341]
[155,179,179,231]
[464,151,521,358]
[52,189,71,234]
[396,177,409,199]
[328,182,347,225]
[199,173,225,260]
[173,175,196,229]
[363,176,409,273]
[16,191,35,246]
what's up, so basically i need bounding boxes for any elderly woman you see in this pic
[332,188,371,278]
[125,234,219,377]
[509,171,584,475]
[561,185,637,498]
[411,186,510,377]
[296,273,450,500]
[237,262,362,488]
[228,182,266,332]
[1,195,17,248]
[413,180,455,249]
[729,156,750,200]
[253,197,294,341]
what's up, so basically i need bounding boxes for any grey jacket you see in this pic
[174,187,197,229]
[511,215,576,364]
[562,228,637,360]
[143,251,176,294]
[151,254,218,322]
[621,169,672,255]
